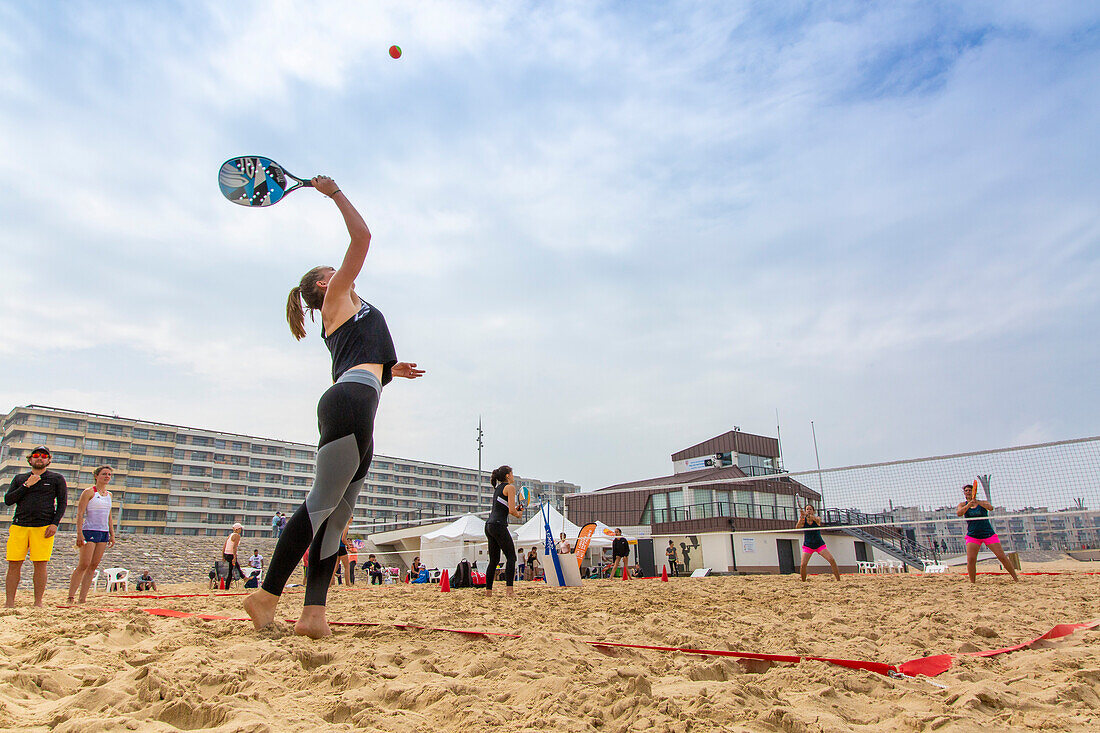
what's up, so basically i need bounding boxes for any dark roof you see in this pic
[671,430,779,462]
[598,464,750,492]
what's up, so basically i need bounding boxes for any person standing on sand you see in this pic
[665,540,678,577]
[244,177,425,638]
[957,482,1019,584]
[222,522,244,587]
[607,529,630,579]
[796,504,840,581]
[67,465,116,603]
[5,446,67,608]
[484,465,522,597]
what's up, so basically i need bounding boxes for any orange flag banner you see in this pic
[575,523,597,568]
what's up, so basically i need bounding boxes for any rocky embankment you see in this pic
[14,532,386,590]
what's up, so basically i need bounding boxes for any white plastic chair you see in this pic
[385,567,399,584]
[921,559,947,574]
[874,560,889,574]
[103,568,129,592]
[91,569,101,592]
[856,561,875,574]
[428,568,442,584]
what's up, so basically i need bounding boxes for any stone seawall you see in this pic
[6,532,387,590]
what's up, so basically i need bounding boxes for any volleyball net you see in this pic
[592,435,1100,562]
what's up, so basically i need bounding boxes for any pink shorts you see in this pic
[802,545,825,555]
[965,534,1000,546]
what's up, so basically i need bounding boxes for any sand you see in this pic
[0,562,1097,732]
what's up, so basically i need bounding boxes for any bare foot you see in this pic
[243,589,280,630]
[505,587,515,597]
[294,605,331,639]
[484,589,492,597]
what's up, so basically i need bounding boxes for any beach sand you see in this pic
[0,562,1097,732]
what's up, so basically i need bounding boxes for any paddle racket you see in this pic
[218,156,313,207]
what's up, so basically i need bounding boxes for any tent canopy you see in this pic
[514,506,614,548]
[421,513,485,542]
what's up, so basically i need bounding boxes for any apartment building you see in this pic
[887,504,1100,553]
[0,405,579,537]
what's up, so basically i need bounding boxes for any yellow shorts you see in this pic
[6,525,55,562]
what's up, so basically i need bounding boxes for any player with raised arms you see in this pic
[796,503,840,581]
[244,175,425,637]
[484,465,523,597]
[957,480,1019,584]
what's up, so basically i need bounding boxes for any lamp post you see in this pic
[477,416,484,512]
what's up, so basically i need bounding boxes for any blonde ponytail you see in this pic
[287,286,307,340]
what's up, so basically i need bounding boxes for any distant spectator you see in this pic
[525,547,539,581]
[249,549,264,571]
[608,529,630,579]
[666,540,679,577]
[136,570,156,592]
[209,559,220,590]
[557,533,572,554]
[270,512,281,538]
[364,554,384,585]
[221,523,244,588]
[277,512,287,537]
[516,547,525,581]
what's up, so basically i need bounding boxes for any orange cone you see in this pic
[661,565,668,582]
[440,569,450,592]
[622,564,629,581]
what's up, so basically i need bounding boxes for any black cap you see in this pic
[30,446,51,457]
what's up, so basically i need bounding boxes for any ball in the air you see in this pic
[389,45,402,59]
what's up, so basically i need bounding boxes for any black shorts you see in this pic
[338,544,348,557]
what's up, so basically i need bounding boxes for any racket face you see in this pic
[219,156,296,207]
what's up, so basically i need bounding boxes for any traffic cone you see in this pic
[405,572,410,584]
[661,565,668,582]
[219,577,225,590]
[440,569,450,592]
[622,564,628,581]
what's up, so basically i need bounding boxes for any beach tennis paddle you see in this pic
[218,156,312,207]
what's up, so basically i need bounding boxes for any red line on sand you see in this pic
[898,618,1100,677]
[75,606,1098,680]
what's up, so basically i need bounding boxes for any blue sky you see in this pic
[0,1,1097,491]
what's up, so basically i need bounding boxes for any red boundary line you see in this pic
[60,603,1098,679]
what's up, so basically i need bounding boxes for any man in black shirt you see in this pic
[608,528,630,580]
[5,446,67,607]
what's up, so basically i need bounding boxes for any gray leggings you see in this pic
[262,370,379,605]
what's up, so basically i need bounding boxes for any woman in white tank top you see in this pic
[67,465,116,603]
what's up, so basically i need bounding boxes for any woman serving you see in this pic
[244,176,425,638]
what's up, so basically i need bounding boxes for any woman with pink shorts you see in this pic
[956,482,1019,583]
[796,504,840,581]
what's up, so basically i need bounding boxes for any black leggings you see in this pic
[484,521,516,590]
[262,373,378,606]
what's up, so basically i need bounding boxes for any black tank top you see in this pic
[964,504,995,539]
[802,518,825,548]
[322,298,398,384]
[488,482,510,524]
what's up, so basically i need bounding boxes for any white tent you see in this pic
[514,506,614,549]
[420,514,487,570]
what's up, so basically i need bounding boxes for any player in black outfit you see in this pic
[5,446,67,607]
[608,528,630,579]
[244,176,425,638]
[484,465,523,597]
